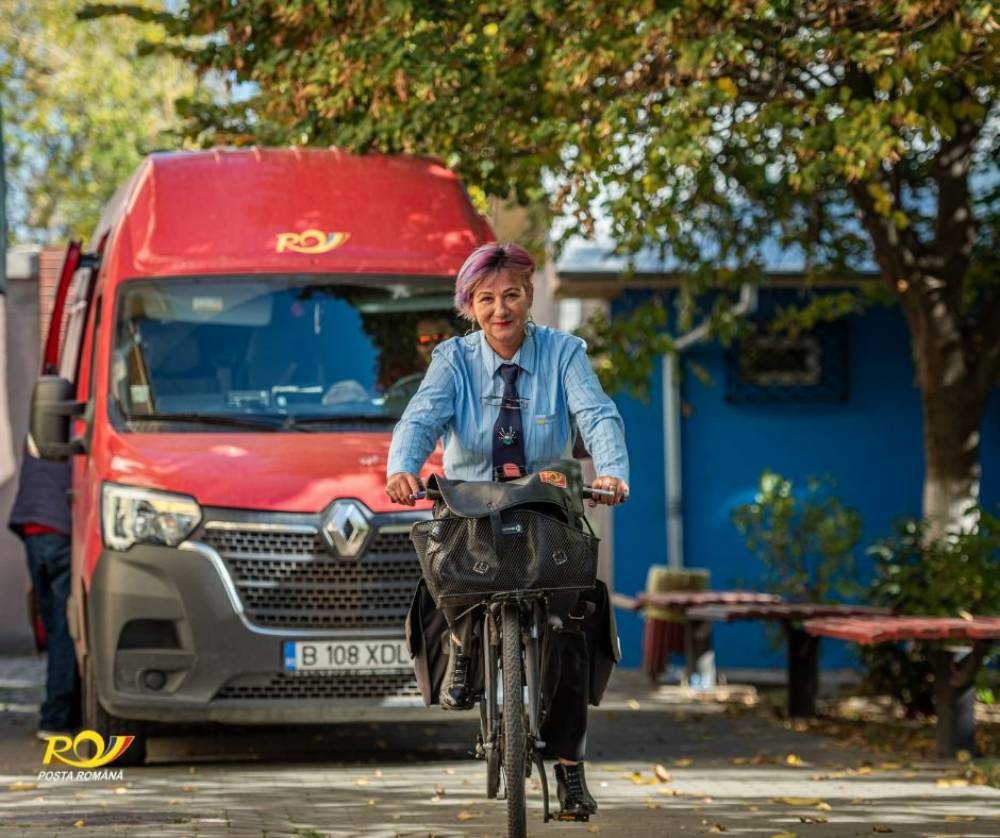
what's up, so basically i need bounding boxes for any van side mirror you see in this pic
[30,376,86,460]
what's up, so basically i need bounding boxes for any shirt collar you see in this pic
[478,325,536,378]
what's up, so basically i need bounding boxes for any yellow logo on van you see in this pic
[41,730,135,768]
[275,230,351,254]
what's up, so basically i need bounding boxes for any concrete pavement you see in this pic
[1,656,998,837]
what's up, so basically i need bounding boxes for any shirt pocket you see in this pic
[529,412,562,458]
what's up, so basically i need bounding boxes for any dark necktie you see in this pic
[492,363,525,480]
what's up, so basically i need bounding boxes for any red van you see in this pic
[30,148,493,764]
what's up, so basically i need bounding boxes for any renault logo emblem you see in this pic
[321,500,371,558]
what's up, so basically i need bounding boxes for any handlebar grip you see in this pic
[583,486,617,499]
[413,489,442,501]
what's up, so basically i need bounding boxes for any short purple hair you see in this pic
[454,242,535,320]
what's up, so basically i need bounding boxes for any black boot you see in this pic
[439,636,474,711]
[555,762,598,819]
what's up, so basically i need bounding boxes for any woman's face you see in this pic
[471,271,533,351]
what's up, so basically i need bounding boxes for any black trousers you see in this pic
[442,594,590,762]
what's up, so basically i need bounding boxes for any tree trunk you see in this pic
[921,384,984,539]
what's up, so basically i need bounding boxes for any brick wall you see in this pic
[38,245,66,364]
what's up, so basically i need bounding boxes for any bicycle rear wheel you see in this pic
[501,601,526,837]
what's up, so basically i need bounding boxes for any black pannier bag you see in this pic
[409,460,599,604]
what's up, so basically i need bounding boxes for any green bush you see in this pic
[862,509,1000,716]
[731,470,862,602]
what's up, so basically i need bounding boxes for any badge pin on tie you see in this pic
[498,426,518,447]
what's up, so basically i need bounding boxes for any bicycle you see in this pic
[413,479,616,837]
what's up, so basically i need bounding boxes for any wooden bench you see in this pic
[686,603,890,718]
[614,590,783,685]
[804,615,1000,757]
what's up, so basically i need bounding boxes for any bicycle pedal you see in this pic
[556,811,590,822]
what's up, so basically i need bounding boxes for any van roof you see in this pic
[97,148,494,280]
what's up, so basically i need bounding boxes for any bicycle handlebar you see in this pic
[413,485,618,501]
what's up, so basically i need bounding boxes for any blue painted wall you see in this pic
[610,291,1000,669]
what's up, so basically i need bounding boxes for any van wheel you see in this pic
[83,658,148,767]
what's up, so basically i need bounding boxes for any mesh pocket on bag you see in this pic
[409,510,598,602]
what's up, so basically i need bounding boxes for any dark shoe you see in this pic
[439,637,474,711]
[555,762,598,819]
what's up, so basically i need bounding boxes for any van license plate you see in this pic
[282,640,411,673]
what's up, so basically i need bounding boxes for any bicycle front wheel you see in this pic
[501,601,526,837]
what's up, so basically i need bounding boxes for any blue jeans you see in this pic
[24,533,81,731]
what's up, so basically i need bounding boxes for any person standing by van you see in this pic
[8,452,80,738]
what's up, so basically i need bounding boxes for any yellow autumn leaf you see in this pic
[674,757,694,768]
[482,23,499,37]
[627,699,641,710]
[7,782,38,791]
[785,754,805,766]
[653,764,671,782]
[816,801,832,811]
[878,762,902,770]
[936,777,969,788]
[457,810,482,821]
[73,822,85,829]
[770,832,798,838]
[956,749,972,763]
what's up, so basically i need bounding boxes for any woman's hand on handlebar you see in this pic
[588,476,629,507]
[385,472,424,506]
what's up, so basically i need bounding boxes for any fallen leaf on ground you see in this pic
[73,822,85,828]
[367,798,376,805]
[627,699,641,710]
[872,827,893,834]
[181,785,197,792]
[731,757,750,765]
[629,771,658,785]
[709,824,727,832]
[654,764,672,782]
[878,762,902,770]
[674,757,694,768]
[457,811,482,821]
[799,816,829,824]
[785,754,806,766]
[771,797,824,807]
[935,778,969,788]
[7,782,37,791]
[588,826,600,834]
[113,787,128,794]
[769,832,798,838]
[944,815,976,822]
[816,801,832,811]
[956,749,972,763]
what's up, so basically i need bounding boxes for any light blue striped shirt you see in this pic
[387,324,629,483]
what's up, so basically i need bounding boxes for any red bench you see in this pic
[615,590,783,685]
[687,603,890,718]
[805,616,1000,757]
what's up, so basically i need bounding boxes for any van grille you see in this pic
[201,524,421,630]
[213,671,421,701]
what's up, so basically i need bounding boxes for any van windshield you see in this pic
[111,276,465,430]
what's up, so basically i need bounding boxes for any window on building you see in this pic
[725,320,849,403]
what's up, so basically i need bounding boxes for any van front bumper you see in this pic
[87,533,432,725]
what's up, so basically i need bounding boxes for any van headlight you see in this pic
[101,483,202,551]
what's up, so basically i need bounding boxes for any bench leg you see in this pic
[684,619,716,688]
[930,645,986,758]
[786,626,819,718]
[642,619,668,684]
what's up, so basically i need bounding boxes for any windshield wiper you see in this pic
[125,412,314,432]
[285,414,398,426]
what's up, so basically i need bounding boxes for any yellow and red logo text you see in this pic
[275,230,350,254]
[41,730,135,768]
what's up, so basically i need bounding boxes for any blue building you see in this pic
[555,257,1000,670]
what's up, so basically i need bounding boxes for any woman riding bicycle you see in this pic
[385,241,629,820]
